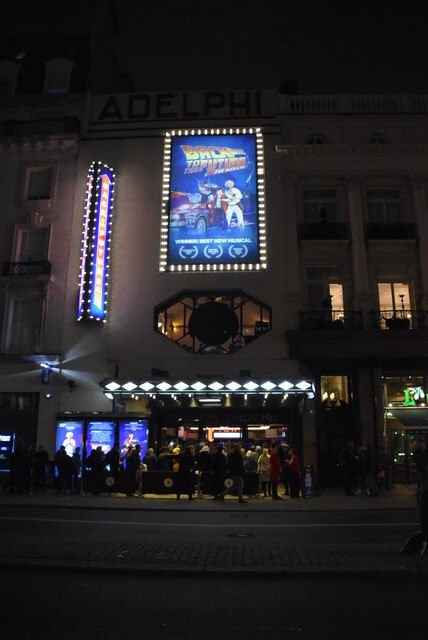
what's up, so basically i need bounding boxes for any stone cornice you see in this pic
[275,144,428,159]
[0,135,79,156]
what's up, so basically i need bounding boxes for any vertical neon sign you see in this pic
[77,165,94,320]
[77,162,115,322]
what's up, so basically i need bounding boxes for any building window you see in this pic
[0,61,20,96]
[367,189,402,223]
[378,282,411,313]
[43,58,73,95]
[25,167,54,201]
[321,375,351,408]
[305,134,328,144]
[16,226,50,262]
[368,133,391,144]
[307,268,344,311]
[3,296,43,354]
[0,74,15,96]
[302,189,337,223]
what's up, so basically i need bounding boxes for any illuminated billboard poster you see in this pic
[119,420,148,458]
[160,128,266,272]
[0,433,14,472]
[86,421,116,456]
[77,165,94,320]
[55,420,84,457]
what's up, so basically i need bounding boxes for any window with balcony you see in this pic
[16,227,50,262]
[303,189,337,224]
[376,282,414,329]
[367,189,402,223]
[366,190,413,240]
[299,268,357,329]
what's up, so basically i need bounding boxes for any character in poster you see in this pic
[62,431,76,456]
[223,179,244,228]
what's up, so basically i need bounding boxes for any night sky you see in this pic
[2,0,428,95]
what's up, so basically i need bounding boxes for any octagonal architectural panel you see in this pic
[154,290,271,354]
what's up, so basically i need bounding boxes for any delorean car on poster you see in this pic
[167,133,259,266]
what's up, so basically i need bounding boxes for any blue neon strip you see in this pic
[89,168,113,319]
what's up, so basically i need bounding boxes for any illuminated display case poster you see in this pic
[119,420,148,458]
[55,421,84,457]
[86,421,116,456]
[167,133,259,266]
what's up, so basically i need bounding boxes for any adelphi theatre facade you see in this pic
[1,72,428,486]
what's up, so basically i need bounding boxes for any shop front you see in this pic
[383,375,428,483]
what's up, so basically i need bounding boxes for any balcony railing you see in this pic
[299,310,363,330]
[3,261,52,276]
[366,223,415,240]
[298,222,348,241]
[371,309,428,330]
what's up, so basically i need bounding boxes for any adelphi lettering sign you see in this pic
[92,90,273,123]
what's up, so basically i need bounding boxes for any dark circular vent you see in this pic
[188,301,239,345]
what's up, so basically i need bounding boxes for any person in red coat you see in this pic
[287,448,302,498]
[270,443,282,500]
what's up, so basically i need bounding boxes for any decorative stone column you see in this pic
[279,170,303,326]
[411,177,428,309]
[345,177,373,314]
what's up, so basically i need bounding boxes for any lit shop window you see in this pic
[321,375,350,409]
[154,290,271,354]
[302,189,337,224]
[367,189,402,224]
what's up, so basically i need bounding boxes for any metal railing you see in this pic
[299,310,363,330]
[298,223,348,241]
[366,223,415,240]
[0,117,81,137]
[3,260,52,276]
[371,309,428,330]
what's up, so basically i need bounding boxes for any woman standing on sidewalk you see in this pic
[257,447,271,497]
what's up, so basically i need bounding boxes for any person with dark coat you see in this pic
[212,444,226,499]
[287,448,302,498]
[157,446,172,471]
[142,448,158,472]
[270,443,282,500]
[221,444,247,503]
[105,442,121,472]
[176,447,196,500]
[9,445,27,494]
[33,444,49,491]
[125,444,141,496]
[54,445,68,494]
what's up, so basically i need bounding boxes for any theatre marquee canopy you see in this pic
[102,378,313,400]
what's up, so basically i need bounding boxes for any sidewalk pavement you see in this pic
[1,484,426,576]
[0,483,419,512]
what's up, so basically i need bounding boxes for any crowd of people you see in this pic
[78,440,302,500]
[339,441,394,497]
